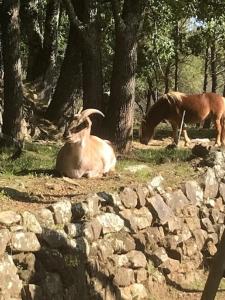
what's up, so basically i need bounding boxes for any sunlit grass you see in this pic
[116,146,196,187]
[0,138,198,190]
[0,142,58,176]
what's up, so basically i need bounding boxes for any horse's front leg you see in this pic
[182,127,191,146]
[170,122,178,145]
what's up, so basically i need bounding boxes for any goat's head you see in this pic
[63,108,105,143]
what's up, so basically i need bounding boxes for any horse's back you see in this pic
[182,92,225,121]
[201,93,225,116]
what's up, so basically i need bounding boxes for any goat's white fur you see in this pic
[56,109,116,178]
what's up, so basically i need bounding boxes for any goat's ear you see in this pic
[85,117,92,128]
[77,107,83,114]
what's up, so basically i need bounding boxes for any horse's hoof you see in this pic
[215,143,221,147]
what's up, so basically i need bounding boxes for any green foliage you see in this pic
[179,55,204,93]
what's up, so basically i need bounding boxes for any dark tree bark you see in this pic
[223,83,225,97]
[39,0,60,102]
[40,0,60,79]
[62,0,104,133]
[20,0,43,81]
[46,0,103,132]
[211,40,217,93]
[203,45,209,92]
[79,2,103,133]
[21,0,60,82]
[105,0,145,153]
[45,26,81,122]
[0,29,3,79]
[1,0,24,138]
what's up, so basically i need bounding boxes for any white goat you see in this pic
[56,109,116,178]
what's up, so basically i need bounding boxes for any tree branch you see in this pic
[62,0,86,35]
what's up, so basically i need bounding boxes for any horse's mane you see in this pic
[165,91,186,105]
[145,91,186,117]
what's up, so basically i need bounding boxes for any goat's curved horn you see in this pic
[79,109,105,120]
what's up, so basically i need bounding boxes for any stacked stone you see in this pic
[0,148,225,300]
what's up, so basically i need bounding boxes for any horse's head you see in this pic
[139,96,171,145]
[139,117,155,145]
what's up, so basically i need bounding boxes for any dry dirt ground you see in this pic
[0,137,201,213]
[147,276,225,300]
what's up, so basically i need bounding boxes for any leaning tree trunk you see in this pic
[105,0,144,153]
[20,0,43,81]
[1,0,24,138]
[201,230,225,300]
[45,26,81,123]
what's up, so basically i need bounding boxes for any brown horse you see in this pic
[140,92,225,146]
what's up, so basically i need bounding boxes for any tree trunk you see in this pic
[203,45,209,92]
[81,30,103,134]
[45,26,81,123]
[20,0,43,81]
[65,0,104,134]
[1,0,24,138]
[39,0,60,102]
[174,21,179,91]
[211,40,217,93]
[0,30,3,79]
[204,41,217,129]
[201,230,225,300]
[40,0,60,79]
[105,0,144,153]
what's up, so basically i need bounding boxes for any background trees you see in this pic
[1,0,24,138]
[1,0,225,152]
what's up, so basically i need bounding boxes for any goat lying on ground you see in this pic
[56,108,116,178]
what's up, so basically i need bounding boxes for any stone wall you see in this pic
[0,148,225,300]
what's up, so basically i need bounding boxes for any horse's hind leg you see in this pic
[220,116,225,146]
[215,118,222,146]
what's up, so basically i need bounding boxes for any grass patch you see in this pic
[0,141,192,178]
[0,142,59,176]
[133,147,191,164]
[117,146,195,187]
